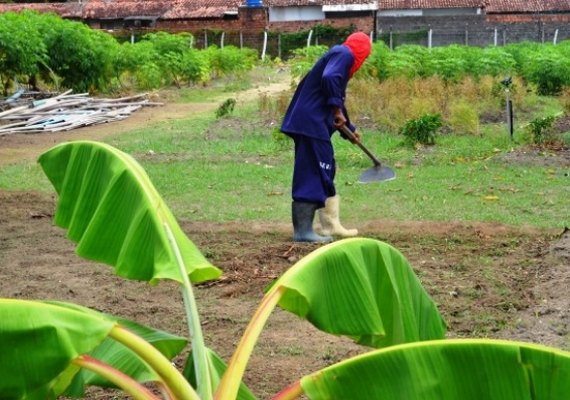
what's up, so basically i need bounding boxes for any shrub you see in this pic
[288,45,329,80]
[38,17,119,92]
[471,47,516,78]
[204,45,258,78]
[215,98,236,118]
[384,49,423,79]
[520,49,570,95]
[423,45,469,82]
[526,114,557,145]
[399,113,443,146]
[0,11,46,95]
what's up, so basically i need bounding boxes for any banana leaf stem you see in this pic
[164,223,213,400]
[109,325,200,400]
[271,381,304,400]
[214,285,285,400]
[73,354,160,400]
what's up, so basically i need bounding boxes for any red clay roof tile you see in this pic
[2,0,570,19]
[162,0,242,19]
[379,0,483,9]
[484,0,570,13]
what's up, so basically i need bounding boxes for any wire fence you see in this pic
[186,24,570,60]
[377,25,570,49]
[191,30,350,60]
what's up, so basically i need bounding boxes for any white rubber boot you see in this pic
[317,195,358,237]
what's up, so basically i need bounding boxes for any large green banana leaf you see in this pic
[38,140,220,284]
[0,299,115,400]
[269,238,446,347]
[300,339,570,399]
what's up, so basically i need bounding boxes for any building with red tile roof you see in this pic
[1,0,570,49]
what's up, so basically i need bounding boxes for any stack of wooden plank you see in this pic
[0,90,163,136]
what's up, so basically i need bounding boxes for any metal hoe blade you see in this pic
[338,125,396,184]
[358,164,396,184]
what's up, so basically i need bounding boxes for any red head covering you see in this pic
[343,32,372,78]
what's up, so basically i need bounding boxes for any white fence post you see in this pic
[261,31,268,61]
[307,29,313,47]
[428,29,432,49]
[220,31,225,48]
[554,28,559,45]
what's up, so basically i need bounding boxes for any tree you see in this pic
[0,11,46,95]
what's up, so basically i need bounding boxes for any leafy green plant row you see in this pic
[365,41,570,95]
[286,39,570,96]
[0,11,258,94]
[4,10,570,96]
[2,140,569,399]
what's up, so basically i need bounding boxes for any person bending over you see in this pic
[281,32,372,242]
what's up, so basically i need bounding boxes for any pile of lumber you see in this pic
[0,90,163,136]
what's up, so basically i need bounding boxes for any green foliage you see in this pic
[204,45,258,78]
[362,41,391,80]
[384,47,424,79]
[526,114,557,144]
[0,11,46,94]
[115,38,209,89]
[134,32,210,88]
[365,42,541,88]
[0,12,257,94]
[424,45,470,82]
[135,62,164,90]
[215,98,236,118]
[34,14,119,92]
[143,31,194,55]
[473,47,517,77]
[399,113,443,145]
[521,50,570,95]
[115,41,156,75]
[180,49,210,83]
[288,45,329,79]
[502,42,570,95]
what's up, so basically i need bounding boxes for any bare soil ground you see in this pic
[1,81,569,398]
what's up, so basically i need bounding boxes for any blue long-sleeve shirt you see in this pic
[281,44,356,141]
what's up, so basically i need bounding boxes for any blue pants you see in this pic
[292,135,336,208]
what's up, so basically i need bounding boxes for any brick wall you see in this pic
[155,7,373,57]
[155,9,373,37]
[376,14,570,47]
[268,14,374,34]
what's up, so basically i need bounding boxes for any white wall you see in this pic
[378,8,480,17]
[268,6,325,22]
[377,9,422,17]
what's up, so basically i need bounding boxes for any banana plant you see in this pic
[272,339,570,399]
[1,140,568,400]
